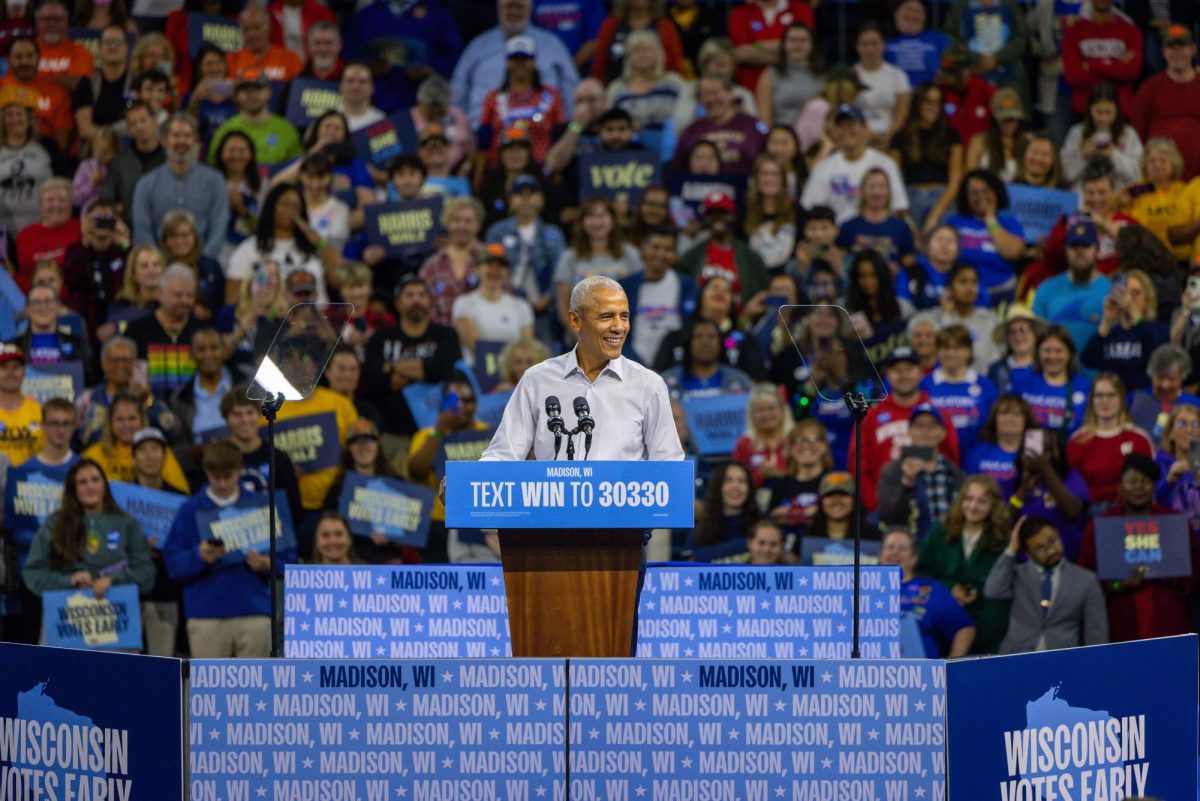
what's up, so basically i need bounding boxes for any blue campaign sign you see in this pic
[433,428,495,478]
[42,584,142,651]
[1006,183,1079,243]
[1094,514,1192,580]
[0,641,183,800]
[195,491,295,553]
[338,473,435,547]
[351,113,419,168]
[570,657,945,801]
[3,462,64,539]
[284,78,340,129]
[22,361,85,406]
[445,460,695,529]
[946,635,1198,801]
[403,382,443,431]
[682,394,749,456]
[187,658,565,800]
[667,173,748,228]
[365,197,444,259]
[187,13,241,56]
[476,391,512,429]
[283,564,511,658]
[109,481,187,546]
[472,340,507,394]
[267,411,341,473]
[578,150,661,206]
[799,536,882,566]
[635,564,902,658]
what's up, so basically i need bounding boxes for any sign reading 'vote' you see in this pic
[578,151,660,206]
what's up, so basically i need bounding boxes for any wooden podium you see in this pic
[444,461,694,658]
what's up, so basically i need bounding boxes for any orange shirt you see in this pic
[0,75,73,141]
[225,46,303,83]
[36,39,94,80]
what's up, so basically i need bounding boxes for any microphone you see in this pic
[545,395,566,459]
[573,396,594,459]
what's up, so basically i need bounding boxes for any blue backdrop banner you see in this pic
[42,584,142,651]
[0,642,183,800]
[187,659,565,801]
[283,564,511,658]
[635,565,901,658]
[109,481,187,547]
[445,460,695,529]
[945,634,1198,801]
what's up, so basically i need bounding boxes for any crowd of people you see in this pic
[0,0,1197,661]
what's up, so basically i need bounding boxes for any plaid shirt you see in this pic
[917,456,959,526]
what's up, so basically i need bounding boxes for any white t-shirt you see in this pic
[800,147,910,223]
[631,271,682,366]
[552,242,643,287]
[307,196,351,254]
[281,6,304,59]
[226,237,328,302]
[855,62,912,135]
[342,106,387,133]
[451,291,534,364]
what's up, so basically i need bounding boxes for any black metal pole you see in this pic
[263,392,284,657]
[843,390,869,660]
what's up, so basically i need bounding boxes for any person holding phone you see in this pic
[1009,425,1090,561]
[881,527,976,659]
[878,404,967,537]
[1082,268,1168,391]
[1155,404,1200,545]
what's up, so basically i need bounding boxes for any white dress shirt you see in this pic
[480,348,685,462]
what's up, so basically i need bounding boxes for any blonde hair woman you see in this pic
[1066,372,1154,508]
[732,383,794,487]
[605,29,685,134]
[1126,137,1189,261]
[768,418,832,533]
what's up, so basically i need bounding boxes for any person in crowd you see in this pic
[22,459,155,624]
[103,245,163,337]
[132,112,228,260]
[672,76,767,178]
[984,514,1108,653]
[965,393,1037,491]
[1121,223,1185,322]
[1173,262,1200,385]
[205,67,301,168]
[1127,138,1190,262]
[801,471,880,547]
[653,275,766,380]
[667,0,725,77]
[767,418,832,539]
[885,0,950,89]
[419,197,486,326]
[99,101,163,227]
[0,344,41,466]
[185,45,236,144]
[1131,24,1200,181]
[210,131,263,258]
[660,318,754,401]
[554,197,643,335]
[2,37,73,154]
[755,22,822,129]
[690,461,761,554]
[988,305,1042,393]
[483,175,563,332]
[731,383,791,489]
[906,314,939,376]
[410,75,474,182]
[167,327,232,447]
[1078,453,1191,642]
[1012,324,1092,441]
[1131,346,1200,441]
[72,25,131,142]
[801,103,909,224]
[1061,83,1143,190]
[917,474,1010,653]
[764,125,807,203]
[921,324,999,457]
[9,284,91,375]
[1032,219,1113,353]
[61,201,129,343]
[881,527,975,658]
[1012,133,1063,189]
[944,0,1027,97]
[837,169,916,273]
[745,520,793,566]
[164,440,292,657]
[82,390,188,490]
[475,36,566,173]
[1061,0,1142,119]
[854,22,911,149]
[218,384,300,522]
[224,6,301,83]
[590,0,685,86]
[493,337,550,395]
[14,178,80,293]
[1067,372,1154,508]
[943,169,1024,303]
[678,190,768,306]
[124,264,204,402]
[1082,270,1167,391]
[1156,404,1200,539]
[264,0,333,63]
[160,211,225,322]
[727,0,814,92]
[843,249,912,357]
[671,37,760,135]
[879,403,968,535]
[74,336,164,449]
[892,225,956,311]
[0,85,54,238]
[889,83,963,233]
[450,0,579,127]
[452,243,535,366]
[743,155,798,272]
[307,512,359,566]
[165,0,238,91]
[298,22,343,83]
[964,88,1028,183]
[621,226,696,366]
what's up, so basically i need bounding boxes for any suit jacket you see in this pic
[983,552,1108,654]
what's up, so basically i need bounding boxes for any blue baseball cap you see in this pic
[834,103,866,124]
[909,404,944,427]
[1067,218,1098,247]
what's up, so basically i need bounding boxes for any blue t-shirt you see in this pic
[945,212,1025,293]
[920,368,998,457]
[987,358,1033,395]
[964,442,1019,495]
[895,256,990,311]
[1031,272,1112,360]
[28,332,63,364]
[886,31,952,88]
[1011,371,1091,436]
[900,575,974,659]
[836,216,916,269]
[532,0,606,57]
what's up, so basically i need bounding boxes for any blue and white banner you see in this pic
[267,412,342,473]
[682,394,748,456]
[570,658,944,801]
[109,481,186,547]
[3,462,65,538]
[445,460,695,529]
[283,78,340,129]
[1006,183,1079,244]
[946,635,1198,801]
[283,565,511,658]
[635,565,901,658]
[338,473,435,548]
[195,491,295,553]
[42,584,142,651]
[188,659,565,801]
[22,362,85,406]
[432,428,494,478]
[365,198,444,259]
[799,536,882,566]
[0,642,184,800]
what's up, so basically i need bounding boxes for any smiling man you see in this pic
[480,275,683,462]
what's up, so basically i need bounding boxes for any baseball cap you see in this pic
[990,87,1025,122]
[346,419,380,444]
[882,346,920,369]
[702,190,735,215]
[506,35,536,59]
[834,103,866,124]
[1066,218,1098,247]
[132,427,167,451]
[1165,24,1194,46]
[818,471,855,498]
[509,174,542,195]
[0,343,25,365]
[482,242,509,265]
[235,66,269,89]
[285,270,317,296]
[908,403,944,428]
[395,272,431,296]
[419,124,448,145]
[500,126,531,148]
[0,83,38,110]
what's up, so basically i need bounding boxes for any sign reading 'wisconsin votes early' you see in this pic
[43,585,142,651]
[366,197,444,259]
[338,473,435,547]
[195,491,295,554]
[635,565,901,659]
[283,565,511,658]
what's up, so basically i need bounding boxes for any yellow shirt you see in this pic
[267,388,358,510]
[1127,181,1191,261]
[81,442,190,493]
[409,421,492,523]
[0,396,43,467]
[1178,176,1200,261]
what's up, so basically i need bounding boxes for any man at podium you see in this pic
[478,276,685,463]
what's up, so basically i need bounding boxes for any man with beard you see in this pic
[206,67,301,167]
[100,101,165,226]
[363,274,463,469]
[0,37,72,153]
[1031,219,1113,354]
[677,190,768,305]
[131,112,229,259]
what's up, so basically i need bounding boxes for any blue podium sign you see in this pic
[946,635,1198,801]
[569,657,944,801]
[187,658,565,801]
[0,642,183,800]
[636,565,901,658]
[283,565,512,658]
[445,460,695,529]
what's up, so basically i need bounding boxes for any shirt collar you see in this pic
[564,347,624,381]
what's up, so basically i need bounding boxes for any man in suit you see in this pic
[984,515,1108,654]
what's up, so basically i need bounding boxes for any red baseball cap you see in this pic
[702,190,735,215]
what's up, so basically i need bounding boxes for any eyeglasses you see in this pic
[43,419,73,428]
[1174,418,1200,430]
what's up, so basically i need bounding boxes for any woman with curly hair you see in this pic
[917,474,1011,653]
[690,461,762,554]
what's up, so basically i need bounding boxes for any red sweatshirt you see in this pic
[1061,13,1143,115]
[1066,426,1154,506]
[847,392,961,512]
[1131,71,1200,180]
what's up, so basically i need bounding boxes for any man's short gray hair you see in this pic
[162,262,197,287]
[160,111,199,140]
[569,276,624,313]
[1148,344,1192,379]
[102,335,136,360]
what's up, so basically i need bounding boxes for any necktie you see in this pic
[1040,567,1053,618]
